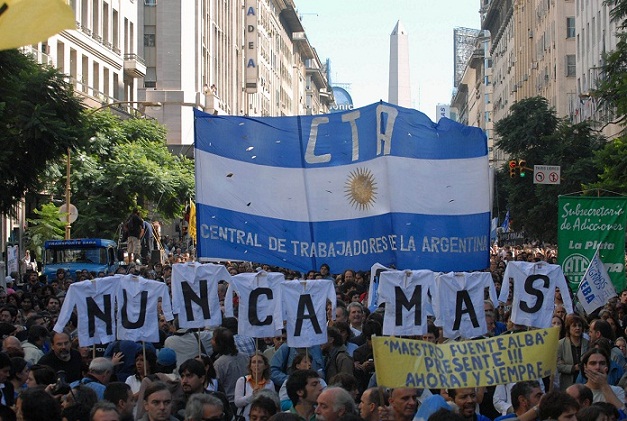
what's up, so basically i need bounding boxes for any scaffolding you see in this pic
[453,27,482,88]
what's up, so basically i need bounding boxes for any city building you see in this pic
[140,0,333,155]
[451,0,619,168]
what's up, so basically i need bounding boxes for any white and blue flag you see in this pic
[194,102,490,273]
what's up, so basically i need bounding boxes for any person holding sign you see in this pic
[448,388,491,421]
[493,381,543,421]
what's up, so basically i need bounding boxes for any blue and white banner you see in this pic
[577,248,617,314]
[194,102,490,273]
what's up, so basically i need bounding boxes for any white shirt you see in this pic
[54,276,120,346]
[116,275,173,342]
[225,271,285,338]
[281,279,336,348]
[499,262,574,328]
[171,262,228,328]
[377,270,435,336]
[433,272,498,339]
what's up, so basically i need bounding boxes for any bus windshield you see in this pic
[45,247,107,265]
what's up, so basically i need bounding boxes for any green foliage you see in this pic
[0,50,86,215]
[495,97,605,242]
[26,203,66,257]
[586,136,627,193]
[48,111,195,239]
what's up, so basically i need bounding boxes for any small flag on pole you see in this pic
[500,210,510,233]
[577,248,616,314]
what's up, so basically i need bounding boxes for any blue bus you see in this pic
[43,238,120,281]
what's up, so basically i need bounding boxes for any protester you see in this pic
[285,369,324,421]
[184,393,224,421]
[359,387,389,421]
[314,387,357,421]
[538,390,579,421]
[234,352,275,420]
[558,315,589,391]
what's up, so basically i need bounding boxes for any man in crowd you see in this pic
[22,324,48,365]
[588,319,627,370]
[126,208,144,264]
[90,401,121,421]
[359,387,388,421]
[141,381,178,421]
[314,387,357,421]
[184,394,225,421]
[71,357,114,399]
[494,381,543,421]
[286,369,324,421]
[565,384,593,409]
[103,382,135,421]
[581,348,625,407]
[347,302,364,335]
[178,358,231,420]
[386,388,419,421]
[39,331,83,383]
[538,390,579,421]
[448,388,491,421]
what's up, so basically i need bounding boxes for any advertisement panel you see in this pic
[558,196,627,292]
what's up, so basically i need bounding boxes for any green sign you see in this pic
[558,196,627,292]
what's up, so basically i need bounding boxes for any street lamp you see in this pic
[62,101,163,239]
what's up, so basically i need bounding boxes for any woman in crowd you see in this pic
[125,349,157,395]
[234,352,275,420]
[212,327,249,405]
[557,314,588,391]
[199,354,221,393]
[552,315,566,339]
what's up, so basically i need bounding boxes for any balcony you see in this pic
[123,53,146,78]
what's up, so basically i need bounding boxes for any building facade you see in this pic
[140,0,333,152]
[453,0,618,168]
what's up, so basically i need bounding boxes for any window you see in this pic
[566,17,575,38]
[144,0,157,5]
[566,55,576,77]
[144,34,155,47]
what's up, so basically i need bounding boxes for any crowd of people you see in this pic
[0,242,626,421]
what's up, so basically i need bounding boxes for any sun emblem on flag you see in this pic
[345,167,378,210]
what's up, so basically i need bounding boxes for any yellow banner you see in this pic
[0,0,76,51]
[372,328,558,389]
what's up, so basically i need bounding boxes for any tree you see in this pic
[586,0,627,194]
[0,49,86,215]
[494,97,604,243]
[25,203,66,257]
[47,111,195,239]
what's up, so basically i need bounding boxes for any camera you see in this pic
[51,370,71,395]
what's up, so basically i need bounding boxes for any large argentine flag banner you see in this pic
[194,102,490,273]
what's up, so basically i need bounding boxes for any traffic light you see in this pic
[518,160,527,177]
[509,160,517,178]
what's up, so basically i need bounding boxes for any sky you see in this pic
[296,0,482,122]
